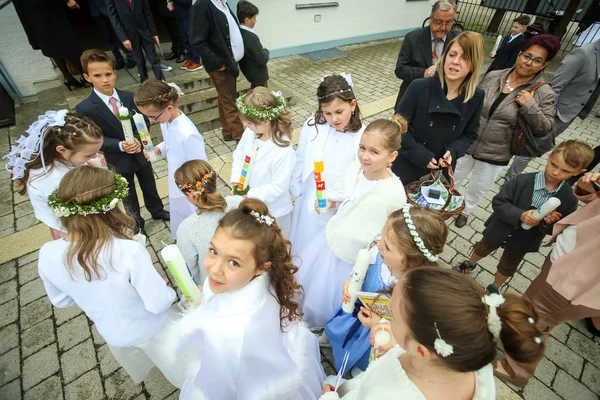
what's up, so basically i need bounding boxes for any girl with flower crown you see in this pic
[5,110,105,239]
[296,117,408,331]
[230,87,296,237]
[135,80,207,239]
[289,73,365,258]
[174,159,243,284]
[164,198,325,399]
[320,268,545,399]
[324,205,448,376]
[38,166,187,388]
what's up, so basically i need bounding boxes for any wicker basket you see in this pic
[404,166,465,220]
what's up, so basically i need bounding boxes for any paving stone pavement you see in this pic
[1,37,600,399]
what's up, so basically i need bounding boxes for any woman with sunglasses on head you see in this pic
[452,34,560,228]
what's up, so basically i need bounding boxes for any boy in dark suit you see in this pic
[106,0,165,82]
[452,140,594,295]
[487,15,530,73]
[76,49,169,234]
[237,1,269,88]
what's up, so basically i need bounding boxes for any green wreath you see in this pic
[235,92,285,121]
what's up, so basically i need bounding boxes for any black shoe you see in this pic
[126,59,137,69]
[165,51,179,61]
[176,54,187,63]
[584,318,600,336]
[115,59,126,70]
[222,135,236,142]
[452,260,477,274]
[486,284,500,295]
[454,214,468,228]
[152,210,170,221]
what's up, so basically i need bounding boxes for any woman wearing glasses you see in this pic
[452,34,560,228]
[392,31,485,185]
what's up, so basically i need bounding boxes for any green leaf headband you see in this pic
[235,91,286,121]
[48,173,129,217]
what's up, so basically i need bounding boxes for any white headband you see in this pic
[402,204,438,262]
[482,293,505,341]
[4,109,68,179]
[318,72,354,100]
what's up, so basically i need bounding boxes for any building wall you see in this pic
[250,0,431,57]
[0,4,57,98]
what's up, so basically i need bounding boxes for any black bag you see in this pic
[510,82,555,157]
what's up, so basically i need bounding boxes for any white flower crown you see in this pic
[402,204,438,262]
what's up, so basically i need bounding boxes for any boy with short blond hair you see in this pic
[453,140,594,294]
[77,49,169,234]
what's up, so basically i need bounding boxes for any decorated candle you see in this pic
[118,107,136,142]
[521,197,561,230]
[236,145,257,194]
[370,327,391,363]
[313,152,327,211]
[491,34,503,55]
[160,245,202,307]
[132,113,157,161]
[342,248,371,313]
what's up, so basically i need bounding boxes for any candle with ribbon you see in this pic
[313,152,327,211]
[491,34,503,55]
[160,244,203,307]
[234,144,257,196]
[117,107,136,142]
[132,113,157,161]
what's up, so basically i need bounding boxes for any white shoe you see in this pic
[318,332,331,347]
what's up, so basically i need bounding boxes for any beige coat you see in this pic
[466,69,556,164]
[546,192,600,309]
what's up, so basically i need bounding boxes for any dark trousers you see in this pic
[175,7,200,63]
[122,164,164,232]
[132,34,165,82]
[163,16,185,54]
[53,57,84,81]
[94,15,134,62]
[567,145,600,186]
[474,237,525,278]
[251,82,268,89]
[208,69,244,140]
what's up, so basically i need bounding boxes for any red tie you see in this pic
[125,0,132,8]
[109,97,119,115]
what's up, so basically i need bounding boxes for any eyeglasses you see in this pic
[148,107,168,120]
[431,19,454,27]
[520,53,545,67]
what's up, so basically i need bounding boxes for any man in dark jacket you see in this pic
[89,0,136,70]
[237,0,269,88]
[487,15,530,73]
[106,0,165,82]
[190,0,245,141]
[394,0,459,109]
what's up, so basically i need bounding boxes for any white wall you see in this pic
[251,0,432,55]
[0,4,57,98]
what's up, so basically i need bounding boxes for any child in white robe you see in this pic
[166,198,325,399]
[135,80,207,238]
[175,159,242,284]
[320,267,546,399]
[230,88,295,237]
[37,166,185,388]
[297,116,409,330]
[6,111,104,239]
[289,74,365,257]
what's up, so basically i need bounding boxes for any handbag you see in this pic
[510,82,555,157]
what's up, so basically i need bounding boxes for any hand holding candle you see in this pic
[342,248,371,313]
[369,327,392,363]
[160,245,203,307]
[118,107,136,142]
[521,197,561,230]
[313,152,327,213]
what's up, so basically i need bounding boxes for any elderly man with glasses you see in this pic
[393,0,459,109]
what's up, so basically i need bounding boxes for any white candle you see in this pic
[369,326,391,363]
[342,248,371,313]
[492,34,503,55]
[521,197,561,230]
[132,113,156,161]
[87,157,106,169]
[160,245,203,306]
[118,107,136,142]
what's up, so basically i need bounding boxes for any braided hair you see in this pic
[134,80,179,110]
[17,113,103,195]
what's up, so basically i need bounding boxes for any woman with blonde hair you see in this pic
[392,31,485,184]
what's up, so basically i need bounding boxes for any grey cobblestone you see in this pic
[20,278,46,306]
[567,329,600,368]
[0,379,21,400]
[18,261,39,285]
[61,339,97,384]
[98,344,120,377]
[104,368,143,399]
[545,337,584,378]
[534,357,557,386]
[553,370,597,400]
[24,375,63,400]
[523,378,563,400]
[21,318,55,357]
[581,363,600,395]
[20,296,52,330]
[57,314,91,351]
[0,279,17,305]
[22,344,60,390]
[0,323,18,356]
[64,369,104,400]
[54,305,84,326]
[0,298,18,328]
[0,261,17,284]
[0,348,20,386]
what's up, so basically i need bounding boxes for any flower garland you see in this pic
[402,204,439,262]
[250,210,274,226]
[233,185,251,196]
[116,110,134,121]
[48,173,129,217]
[482,293,505,341]
[235,91,286,121]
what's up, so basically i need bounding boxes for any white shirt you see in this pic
[211,0,244,61]
[550,225,578,263]
[27,161,71,231]
[508,32,522,43]
[239,25,254,34]
[39,238,176,347]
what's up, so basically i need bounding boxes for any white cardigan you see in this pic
[326,161,407,264]
[231,128,296,218]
